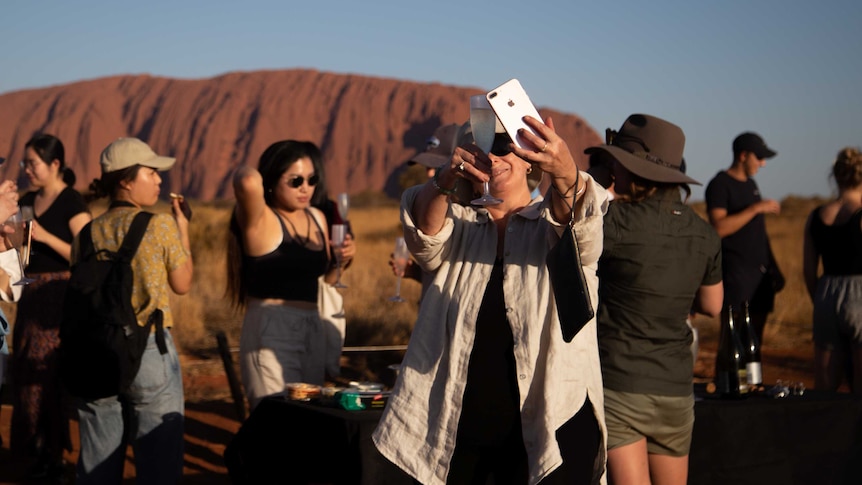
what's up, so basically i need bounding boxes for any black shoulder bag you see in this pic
[546,180,594,342]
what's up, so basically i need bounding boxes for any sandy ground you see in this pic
[0,356,239,484]
[0,336,818,484]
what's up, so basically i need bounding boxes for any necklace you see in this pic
[281,209,311,246]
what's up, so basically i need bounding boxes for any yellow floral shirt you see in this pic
[72,207,189,328]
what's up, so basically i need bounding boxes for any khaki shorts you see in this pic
[604,388,694,457]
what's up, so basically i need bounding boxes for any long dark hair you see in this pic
[25,133,77,186]
[225,140,323,309]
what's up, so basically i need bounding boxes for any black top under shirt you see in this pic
[810,207,862,276]
[20,187,89,274]
[243,208,327,302]
[705,171,770,307]
[456,258,520,446]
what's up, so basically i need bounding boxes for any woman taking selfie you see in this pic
[374,114,608,484]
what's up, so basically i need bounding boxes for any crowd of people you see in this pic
[0,95,857,484]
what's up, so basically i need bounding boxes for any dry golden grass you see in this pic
[171,198,422,354]
[0,194,829,368]
[686,196,831,387]
[183,194,828,363]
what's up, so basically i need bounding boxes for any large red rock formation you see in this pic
[0,70,601,200]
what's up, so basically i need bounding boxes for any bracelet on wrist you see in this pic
[551,172,580,199]
[575,179,586,198]
[432,166,457,196]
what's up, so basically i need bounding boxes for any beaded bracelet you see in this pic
[432,166,457,196]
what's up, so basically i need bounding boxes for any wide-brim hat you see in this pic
[584,114,700,185]
[408,123,461,168]
[100,137,176,174]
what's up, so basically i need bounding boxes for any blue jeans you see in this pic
[76,329,185,484]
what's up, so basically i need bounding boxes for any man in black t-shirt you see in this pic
[705,132,780,345]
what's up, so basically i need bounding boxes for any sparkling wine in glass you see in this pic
[470,95,503,206]
[331,223,348,289]
[20,206,34,267]
[389,237,409,303]
[6,211,35,285]
[336,192,350,234]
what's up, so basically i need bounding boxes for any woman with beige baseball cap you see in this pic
[72,137,192,484]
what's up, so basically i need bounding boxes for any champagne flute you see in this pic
[20,206,34,267]
[388,237,409,303]
[331,223,348,289]
[6,211,35,285]
[469,95,503,206]
[336,192,350,234]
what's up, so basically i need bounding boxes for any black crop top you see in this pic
[242,208,328,302]
[810,207,862,276]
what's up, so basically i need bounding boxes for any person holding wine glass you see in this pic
[374,109,609,484]
[11,133,91,480]
[226,140,355,411]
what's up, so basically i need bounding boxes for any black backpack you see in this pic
[59,211,168,400]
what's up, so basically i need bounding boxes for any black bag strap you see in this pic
[149,308,168,355]
[122,213,169,355]
[117,212,154,262]
[75,211,153,264]
[77,221,95,263]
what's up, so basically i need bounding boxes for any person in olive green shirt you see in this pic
[587,114,723,485]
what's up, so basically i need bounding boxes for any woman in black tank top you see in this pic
[803,146,862,393]
[226,140,356,410]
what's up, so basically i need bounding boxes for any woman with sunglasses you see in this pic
[374,115,608,484]
[226,140,355,411]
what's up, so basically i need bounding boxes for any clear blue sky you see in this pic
[2,0,860,201]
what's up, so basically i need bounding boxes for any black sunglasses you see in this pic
[489,133,514,157]
[286,174,320,188]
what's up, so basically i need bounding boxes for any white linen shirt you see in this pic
[373,173,609,485]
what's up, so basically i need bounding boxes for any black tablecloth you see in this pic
[689,385,862,485]
[225,388,862,485]
[223,396,412,485]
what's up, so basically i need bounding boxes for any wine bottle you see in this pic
[714,306,748,398]
[742,302,763,388]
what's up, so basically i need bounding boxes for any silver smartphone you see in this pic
[486,79,544,150]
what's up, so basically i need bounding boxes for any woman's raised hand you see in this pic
[510,116,578,181]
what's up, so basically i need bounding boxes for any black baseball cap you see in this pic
[733,132,777,159]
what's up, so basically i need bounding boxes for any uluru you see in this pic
[0,69,600,200]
